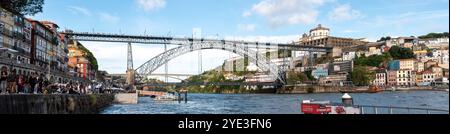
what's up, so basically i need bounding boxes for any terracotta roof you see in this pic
[422,70,433,74]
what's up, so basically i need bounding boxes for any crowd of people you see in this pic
[0,69,98,95]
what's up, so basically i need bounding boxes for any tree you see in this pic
[0,0,44,15]
[354,53,392,67]
[77,43,99,70]
[419,32,450,39]
[286,70,309,84]
[389,46,415,59]
[351,66,375,86]
[377,36,391,42]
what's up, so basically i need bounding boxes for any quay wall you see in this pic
[0,94,114,114]
[277,86,355,94]
[277,85,445,94]
[114,93,138,104]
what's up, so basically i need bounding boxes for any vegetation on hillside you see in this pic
[419,32,449,39]
[179,70,246,93]
[389,46,415,59]
[351,65,375,86]
[355,53,392,67]
[77,43,99,70]
[286,70,314,84]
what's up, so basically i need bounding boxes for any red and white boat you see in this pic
[301,93,361,114]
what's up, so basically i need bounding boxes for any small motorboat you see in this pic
[155,93,180,101]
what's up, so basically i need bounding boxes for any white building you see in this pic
[422,70,436,83]
[397,69,415,86]
[300,24,330,42]
[373,71,386,86]
[365,46,382,56]
[342,51,356,61]
[442,54,449,66]
[420,38,449,49]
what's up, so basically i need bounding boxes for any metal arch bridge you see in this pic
[107,73,192,82]
[63,32,333,85]
[63,32,333,52]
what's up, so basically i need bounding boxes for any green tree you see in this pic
[377,36,392,42]
[286,71,309,84]
[389,46,415,59]
[351,66,375,86]
[0,0,44,15]
[304,70,315,81]
[77,43,99,70]
[419,32,449,39]
[355,53,392,67]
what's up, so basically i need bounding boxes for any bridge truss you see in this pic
[63,32,333,85]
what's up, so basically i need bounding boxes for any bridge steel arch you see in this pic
[135,41,285,84]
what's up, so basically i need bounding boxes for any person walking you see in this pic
[29,73,36,93]
[24,79,31,94]
[0,69,7,94]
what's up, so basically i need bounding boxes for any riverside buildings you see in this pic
[1,7,95,83]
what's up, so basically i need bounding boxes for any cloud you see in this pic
[242,11,252,18]
[238,24,257,32]
[328,4,362,21]
[67,6,91,16]
[98,13,120,23]
[361,10,449,29]
[248,0,331,27]
[136,0,166,11]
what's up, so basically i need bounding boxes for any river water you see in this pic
[101,91,449,114]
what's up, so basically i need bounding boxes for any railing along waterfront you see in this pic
[357,105,449,114]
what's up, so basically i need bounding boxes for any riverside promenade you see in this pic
[0,94,114,114]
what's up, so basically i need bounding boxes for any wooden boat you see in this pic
[368,85,382,93]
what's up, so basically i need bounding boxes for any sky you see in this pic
[30,0,449,80]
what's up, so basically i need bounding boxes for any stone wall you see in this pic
[114,93,138,104]
[277,86,356,94]
[0,94,114,114]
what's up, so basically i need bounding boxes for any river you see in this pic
[101,91,449,114]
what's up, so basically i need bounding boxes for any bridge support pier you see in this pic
[126,42,135,90]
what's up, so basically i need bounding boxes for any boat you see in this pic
[155,93,180,101]
[368,85,382,93]
[301,93,450,114]
[301,93,361,114]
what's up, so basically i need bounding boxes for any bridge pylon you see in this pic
[126,42,136,90]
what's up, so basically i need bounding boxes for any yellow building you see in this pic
[413,50,427,55]
[399,59,415,70]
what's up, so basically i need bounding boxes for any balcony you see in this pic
[1,28,13,37]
